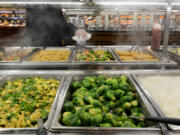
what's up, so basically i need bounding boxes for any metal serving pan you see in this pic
[0,47,21,63]
[0,47,41,63]
[51,73,161,134]
[0,73,65,134]
[113,46,171,64]
[132,71,180,133]
[73,47,118,63]
[167,46,180,61]
[24,47,74,63]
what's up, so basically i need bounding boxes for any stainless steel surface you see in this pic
[73,47,118,63]
[0,46,176,69]
[162,3,171,55]
[51,72,161,133]
[0,72,65,134]
[24,47,74,63]
[167,46,180,61]
[132,71,180,132]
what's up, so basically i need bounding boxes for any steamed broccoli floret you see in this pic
[72,97,85,106]
[104,113,118,125]
[84,95,94,104]
[72,81,81,90]
[91,114,103,126]
[107,101,116,109]
[137,122,146,127]
[121,121,136,127]
[78,111,91,126]
[102,105,110,113]
[64,101,74,112]
[62,112,81,126]
[114,107,123,115]
[96,85,110,96]
[122,102,131,110]
[89,108,102,115]
[82,80,91,89]
[100,123,112,127]
[120,96,133,103]
[120,75,128,82]
[131,100,138,107]
[119,81,131,91]
[105,90,116,101]
[91,99,102,108]
[114,89,125,98]
[131,107,142,114]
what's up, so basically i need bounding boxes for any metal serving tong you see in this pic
[129,116,180,125]
[36,119,47,135]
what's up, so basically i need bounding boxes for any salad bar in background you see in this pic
[0,46,177,69]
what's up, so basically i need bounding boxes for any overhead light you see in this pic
[96,2,167,6]
[0,1,85,4]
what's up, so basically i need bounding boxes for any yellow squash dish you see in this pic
[0,77,59,128]
[29,50,70,62]
[115,50,159,62]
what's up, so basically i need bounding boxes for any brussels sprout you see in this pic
[64,101,74,112]
[62,112,81,126]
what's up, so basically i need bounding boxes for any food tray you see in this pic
[113,46,171,64]
[24,47,74,63]
[132,72,180,133]
[167,46,180,61]
[0,73,65,134]
[51,73,160,133]
[73,47,118,63]
[0,47,21,63]
[0,47,40,63]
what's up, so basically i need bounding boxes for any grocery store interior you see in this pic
[1,0,180,135]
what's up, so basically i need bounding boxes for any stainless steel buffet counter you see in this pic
[0,46,177,69]
[0,70,180,135]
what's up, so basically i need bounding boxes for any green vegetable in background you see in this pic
[62,112,81,126]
